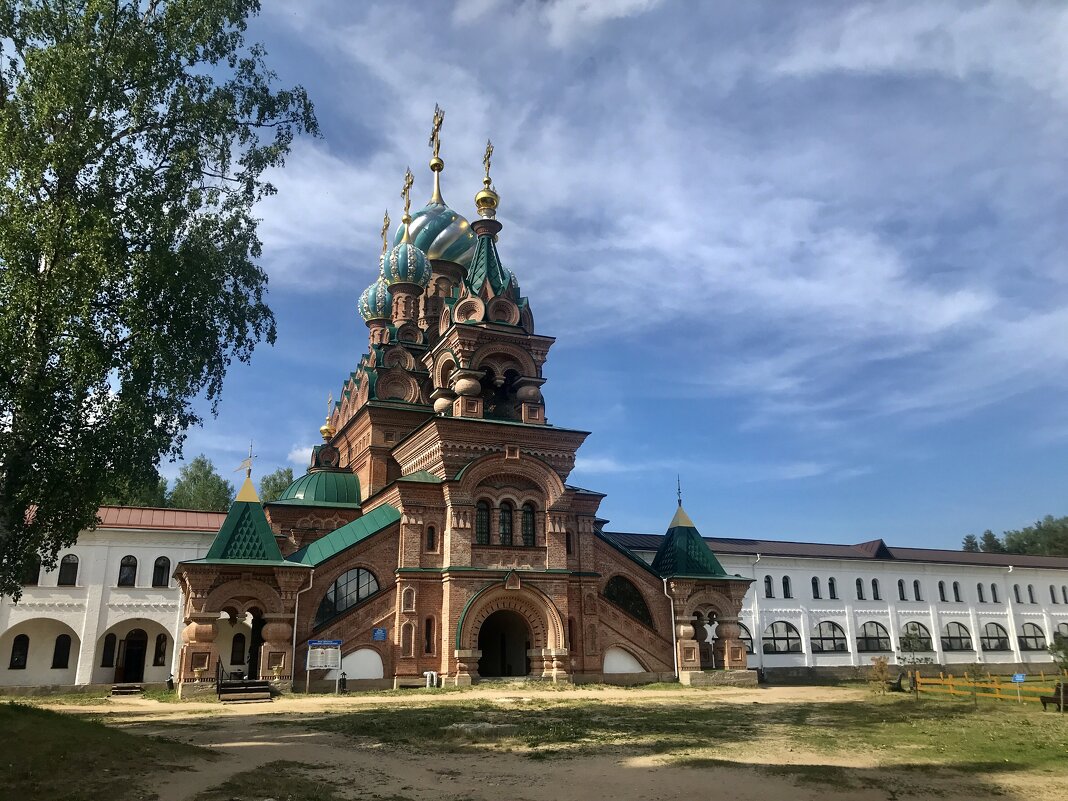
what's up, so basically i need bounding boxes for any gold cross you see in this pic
[483,139,494,182]
[326,393,333,417]
[379,210,391,255]
[428,104,444,159]
[401,167,414,217]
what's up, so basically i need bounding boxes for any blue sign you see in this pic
[1011,673,1026,683]
[309,639,342,648]
[372,627,387,642]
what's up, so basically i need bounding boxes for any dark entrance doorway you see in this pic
[247,613,265,680]
[695,611,717,669]
[477,610,531,677]
[115,628,148,683]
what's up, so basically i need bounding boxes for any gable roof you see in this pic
[287,503,401,567]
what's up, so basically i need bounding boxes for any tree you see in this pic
[103,472,168,507]
[167,455,233,511]
[258,467,293,503]
[1002,515,1068,557]
[961,534,980,552]
[979,530,1005,553]
[0,1,317,596]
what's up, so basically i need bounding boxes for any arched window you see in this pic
[565,531,573,555]
[976,583,985,603]
[782,576,792,599]
[811,577,821,599]
[567,618,576,652]
[761,621,802,653]
[828,578,838,600]
[737,623,754,654]
[913,580,923,601]
[1013,584,1021,603]
[475,501,490,545]
[980,622,1010,651]
[314,568,380,626]
[51,634,71,669]
[117,555,137,587]
[1058,622,1068,640]
[402,586,416,612]
[897,579,907,601]
[900,621,933,652]
[424,617,435,654]
[230,633,246,666]
[10,634,29,669]
[153,633,168,667]
[425,526,436,552]
[991,584,999,604]
[952,582,962,603]
[1063,586,1068,605]
[21,556,40,586]
[938,581,947,603]
[498,502,514,546]
[855,578,865,601]
[521,503,536,547]
[100,633,117,667]
[152,557,170,588]
[401,622,415,657]
[764,575,774,598]
[1018,623,1046,652]
[810,621,848,653]
[941,622,972,652]
[57,555,79,586]
[603,576,654,628]
[1027,584,1036,604]
[856,621,891,652]
[1052,585,1059,605]
[871,579,881,601]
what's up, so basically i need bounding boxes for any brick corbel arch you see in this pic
[470,341,537,378]
[683,587,743,621]
[202,579,284,617]
[456,582,566,652]
[458,453,567,509]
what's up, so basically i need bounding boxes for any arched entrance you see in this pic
[115,628,148,683]
[477,610,531,677]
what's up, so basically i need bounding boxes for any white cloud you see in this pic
[287,445,314,466]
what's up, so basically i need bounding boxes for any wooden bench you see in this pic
[1040,683,1065,711]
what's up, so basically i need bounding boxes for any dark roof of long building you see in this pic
[607,532,1068,570]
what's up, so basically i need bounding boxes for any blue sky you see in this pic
[169,0,1068,549]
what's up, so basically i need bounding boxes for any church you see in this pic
[2,112,1066,694]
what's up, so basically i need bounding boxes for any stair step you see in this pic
[111,684,144,696]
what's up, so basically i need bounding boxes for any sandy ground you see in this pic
[43,685,1065,801]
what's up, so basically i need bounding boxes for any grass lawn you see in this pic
[0,702,210,801]
[303,693,1068,771]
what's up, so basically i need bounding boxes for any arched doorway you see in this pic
[477,610,531,677]
[695,610,718,669]
[116,628,148,683]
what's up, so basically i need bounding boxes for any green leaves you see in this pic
[0,0,317,597]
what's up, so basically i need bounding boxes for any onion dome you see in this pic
[394,144,476,267]
[358,269,393,323]
[272,470,361,509]
[384,233,432,288]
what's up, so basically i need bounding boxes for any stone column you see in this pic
[714,618,746,669]
[178,615,218,696]
[453,649,481,686]
[260,618,293,688]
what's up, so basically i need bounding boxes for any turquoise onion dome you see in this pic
[394,162,476,267]
[384,237,431,288]
[358,267,392,323]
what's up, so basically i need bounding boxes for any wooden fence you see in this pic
[914,669,1067,703]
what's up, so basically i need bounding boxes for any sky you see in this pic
[168,0,1068,550]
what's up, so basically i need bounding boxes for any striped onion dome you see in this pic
[358,271,392,323]
[384,239,431,288]
[394,201,476,267]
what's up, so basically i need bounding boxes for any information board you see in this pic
[307,639,342,670]
[372,627,388,642]
[1011,673,1026,684]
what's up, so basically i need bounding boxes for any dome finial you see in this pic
[475,138,500,219]
[379,209,391,265]
[428,104,445,204]
[400,167,414,243]
[319,393,336,441]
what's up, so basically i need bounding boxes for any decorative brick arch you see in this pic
[458,453,567,509]
[470,341,537,378]
[682,587,739,621]
[456,583,566,652]
[203,579,284,616]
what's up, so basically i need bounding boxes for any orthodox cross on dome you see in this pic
[483,139,493,182]
[320,393,337,441]
[326,392,333,418]
[475,138,500,219]
[429,104,444,161]
[401,167,414,221]
[428,104,445,203]
[379,210,391,259]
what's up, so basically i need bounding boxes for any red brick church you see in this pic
[173,113,753,693]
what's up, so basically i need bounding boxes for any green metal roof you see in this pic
[650,505,730,579]
[286,504,401,566]
[396,470,442,484]
[272,469,361,508]
[204,484,286,563]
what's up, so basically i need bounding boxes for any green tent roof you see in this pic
[272,469,361,508]
[203,478,287,563]
[286,504,401,566]
[650,505,730,578]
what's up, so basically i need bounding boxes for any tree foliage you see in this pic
[258,466,292,503]
[167,454,232,511]
[103,472,167,507]
[0,0,317,596]
[961,534,979,552]
[966,518,1068,558]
